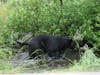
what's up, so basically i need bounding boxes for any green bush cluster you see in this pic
[0,48,13,60]
[0,0,100,49]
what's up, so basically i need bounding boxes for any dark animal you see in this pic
[79,38,93,48]
[28,35,77,59]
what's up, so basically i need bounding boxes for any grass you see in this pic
[47,47,100,72]
[0,47,13,60]
[0,46,100,74]
[0,61,13,74]
[0,47,14,74]
[0,46,100,73]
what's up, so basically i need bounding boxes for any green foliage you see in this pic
[0,48,13,60]
[68,48,100,71]
[0,61,13,71]
[7,0,61,35]
[0,48,14,72]
[54,47,100,72]
[3,0,100,47]
[0,0,100,49]
[6,0,100,49]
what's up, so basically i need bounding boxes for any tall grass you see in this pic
[0,48,14,73]
[0,47,100,73]
[54,47,100,72]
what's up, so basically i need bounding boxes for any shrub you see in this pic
[0,0,100,49]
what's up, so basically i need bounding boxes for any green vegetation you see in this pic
[0,0,100,73]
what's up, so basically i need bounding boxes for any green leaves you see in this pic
[0,0,100,49]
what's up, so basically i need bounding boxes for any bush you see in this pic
[0,48,13,60]
[0,0,100,49]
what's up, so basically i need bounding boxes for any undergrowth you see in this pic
[52,47,100,72]
[1,47,100,73]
